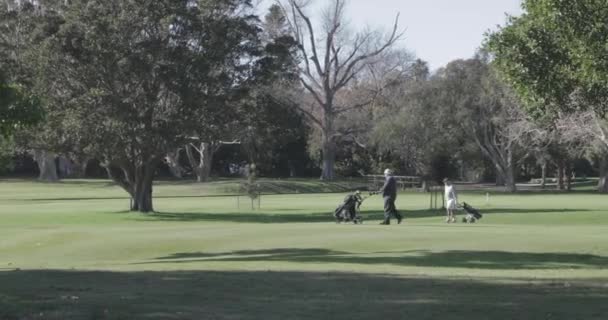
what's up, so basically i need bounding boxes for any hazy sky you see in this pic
[260,0,523,70]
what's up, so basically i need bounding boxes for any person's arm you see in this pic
[377,178,390,194]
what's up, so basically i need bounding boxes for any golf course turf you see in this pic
[1,179,607,319]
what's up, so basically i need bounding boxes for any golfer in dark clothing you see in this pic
[378,169,402,225]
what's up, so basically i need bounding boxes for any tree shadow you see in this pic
[146,248,608,270]
[132,211,338,223]
[1,269,607,320]
[129,207,592,224]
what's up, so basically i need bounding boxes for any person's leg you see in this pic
[381,197,391,224]
[446,199,456,222]
[392,199,402,224]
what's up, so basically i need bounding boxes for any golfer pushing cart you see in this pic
[443,178,483,223]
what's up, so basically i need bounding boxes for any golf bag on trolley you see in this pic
[334,192,366,224]
[460,202,482,223]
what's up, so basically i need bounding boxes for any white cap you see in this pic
[384,168,392,175]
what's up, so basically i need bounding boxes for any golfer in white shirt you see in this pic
[443,178,458,223]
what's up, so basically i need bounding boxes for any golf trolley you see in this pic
[334,192,374,224]
[459,202,483,223]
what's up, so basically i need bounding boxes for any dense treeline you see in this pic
[1,0,607,212]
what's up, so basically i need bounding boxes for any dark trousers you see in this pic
[383,196,402,223]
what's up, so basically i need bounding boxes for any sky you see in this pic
[259,0,523,70]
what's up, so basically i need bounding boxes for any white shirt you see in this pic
[445,184,457,201]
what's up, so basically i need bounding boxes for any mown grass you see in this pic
[1,179,607,319]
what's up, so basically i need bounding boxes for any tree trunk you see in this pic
[104,159,159,213]
[57,156,71,178]
[565,161,572,191]
[104,166,113,180]
[33,150,59,182]
[421,179,430,192]
[504,151,517,192]
[494,162,516,192]
[495,166,505,186]
[199,143,214,182]
[320,131,336,181]
[598,156,608,193]
[288,160,296,177]
[540,162,547,189]
[504,165,517,192]
[186,142,215,183]
[165,148,183,179]
[69,157,88,178]
[556,160,565,190]
[131,164,155,213]
[321,143,336,181]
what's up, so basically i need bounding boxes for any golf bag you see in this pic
[334,193,365,224]
[461,202,482,223]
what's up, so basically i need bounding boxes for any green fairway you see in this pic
[1,179,608,319]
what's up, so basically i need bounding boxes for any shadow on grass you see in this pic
[128,211,338,223]
[131,207,592,224]
[148,248,608,270]
[1,269,607,320]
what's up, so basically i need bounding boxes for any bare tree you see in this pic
[513,120,553,188]
[164,148,184,179]
[185,140,241,182]
[278,0,402,180]
[185,142,217,183]
[557,111,608,151]
[557,111,608,192]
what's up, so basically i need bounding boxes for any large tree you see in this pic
[0,2,45,173]
[35,0,263,212]
[370,59,464,186]
[0,1,47,134]
[0,70,42,174]
[178,3,300,183]
[278,0,402,180]
[0,72,41,137]
[487,0,608,191]
[1,0,76,181]
[434,58,527,192]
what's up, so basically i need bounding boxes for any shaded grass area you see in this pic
[149,248,608,270]
[1,269,607,320]
[133,208,591,223]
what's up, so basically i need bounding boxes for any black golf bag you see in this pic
[334,193,364,224]
[461,202,482,223]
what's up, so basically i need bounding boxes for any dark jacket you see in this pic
[380,176,397,199]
